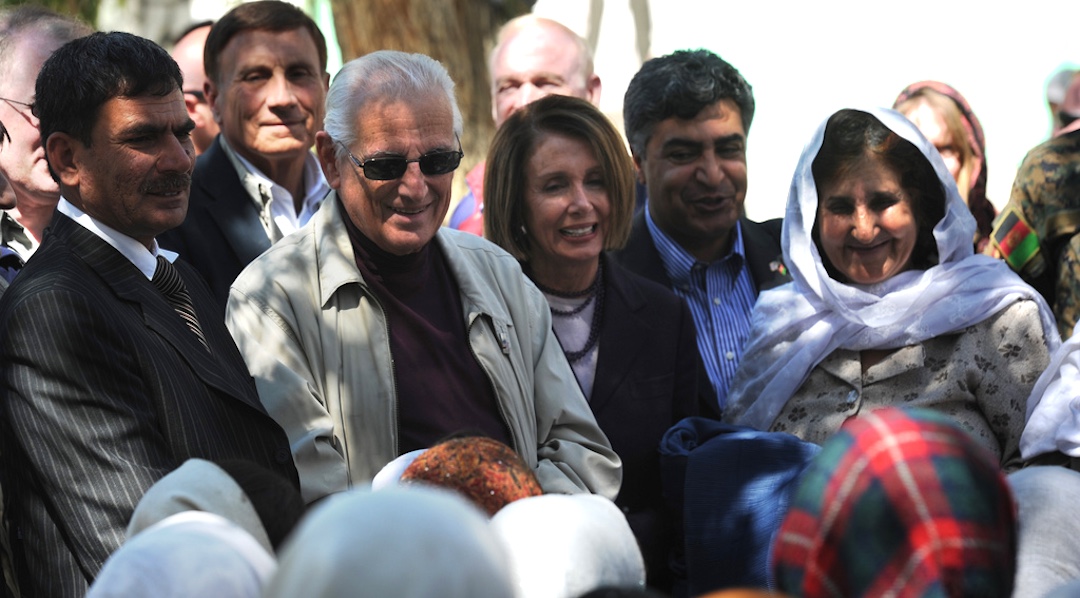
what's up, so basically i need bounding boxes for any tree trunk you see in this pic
[329,0,533,198]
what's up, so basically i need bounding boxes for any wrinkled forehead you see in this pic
[352,92,456,145]
[491,26,587,84]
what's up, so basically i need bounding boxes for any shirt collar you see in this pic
[1,210,36,261]
[221,135,329,218]
[644,205,745,287]
[57,197,176,280]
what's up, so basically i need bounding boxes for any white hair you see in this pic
[323,50,463,161]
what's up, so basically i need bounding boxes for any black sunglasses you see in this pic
[342,138,463,181]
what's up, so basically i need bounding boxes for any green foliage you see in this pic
[0,0,99,26]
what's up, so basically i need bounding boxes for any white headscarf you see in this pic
[1021,331,1080,458]
[725,107,1059,430]
[265,485,516,598]
[125,459,274,553]
[489,494,645,598]
[88,511,275,598]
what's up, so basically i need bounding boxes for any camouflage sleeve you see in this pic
[1055,234,1080,338]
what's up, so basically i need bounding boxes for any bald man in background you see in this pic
[0,7,91,269]
[448,15,601,235]
[170,21,219,156]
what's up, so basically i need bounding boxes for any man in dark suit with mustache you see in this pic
[0,31,298,596]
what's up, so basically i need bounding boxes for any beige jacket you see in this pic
[227,194,621,503]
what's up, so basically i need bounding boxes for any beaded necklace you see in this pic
[532,261,605,364]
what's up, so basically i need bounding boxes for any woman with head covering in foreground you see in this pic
[772,407,1016,597]
[88,511,275,598]
[489,493,645,598]
[265,485,515,598]
[125,458,303,553]
[723,106,1058,472]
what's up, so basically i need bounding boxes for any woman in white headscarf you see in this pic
[723,107,1059,472]
[265,486,515,598]
[88,511,275,598]
[490,494,646,598]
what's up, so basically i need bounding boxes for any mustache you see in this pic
[139,173,191,195]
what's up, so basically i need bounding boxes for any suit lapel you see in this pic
[591,256,649,414]
[612,211,674,289]
[741,217,787,293]
[197,139,272,266]
[56,216,260,407]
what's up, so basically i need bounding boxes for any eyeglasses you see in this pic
[0,97,34,120]
[341,138,463,181]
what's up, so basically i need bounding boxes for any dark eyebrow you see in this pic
[118,122,167,139]
[869,190,903,203]
[714,134,746,147]
[119,118,196,140]
[661,138,703,151]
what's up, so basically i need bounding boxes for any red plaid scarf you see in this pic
[772,407,1016,597]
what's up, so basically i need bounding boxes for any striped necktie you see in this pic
[152,256,209,351]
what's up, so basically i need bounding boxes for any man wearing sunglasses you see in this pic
[0,7,91,272]
[159,1,330,310]
[226,50,622,506]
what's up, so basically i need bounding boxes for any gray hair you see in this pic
[323,50,463,162]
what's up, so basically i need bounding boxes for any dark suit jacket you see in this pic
[590,255,699,590]
[158,136,272,312]
[612,212,786,419]
[0,214,298,597]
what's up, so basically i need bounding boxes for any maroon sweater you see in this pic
[343,210,511,453]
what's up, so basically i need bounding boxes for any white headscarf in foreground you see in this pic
[489,494,645,598]
[725,107,1059,430]
[265,485,516,598]
[125,458,273,553]
[1021,331,1080,458]
[88,511,275,598]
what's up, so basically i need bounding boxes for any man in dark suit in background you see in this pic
[158,0,330,309]
[614,49,787,415]
[0,31,298,596]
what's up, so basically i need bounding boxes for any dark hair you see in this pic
[484,94,635,262]
[204,0,327,86]
[36,31,181,155]
[623,49,754,158]
[811,109,945,279]
[215,459,305,552]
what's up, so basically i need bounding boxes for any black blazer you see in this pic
[589,255,700,589]
[158,136,272,312]
[0,214,298,596]
[612,212,786,418]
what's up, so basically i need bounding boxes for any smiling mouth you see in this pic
[393,205,426,216]
[688,196,734,208]
[561,225,597,237]
[847,239,889,252]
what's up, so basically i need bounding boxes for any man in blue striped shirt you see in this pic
[614,49,787,415]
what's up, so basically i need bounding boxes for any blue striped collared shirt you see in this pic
[645,209,756,412]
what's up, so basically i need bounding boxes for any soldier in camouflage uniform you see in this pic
[988,127,1080,338]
